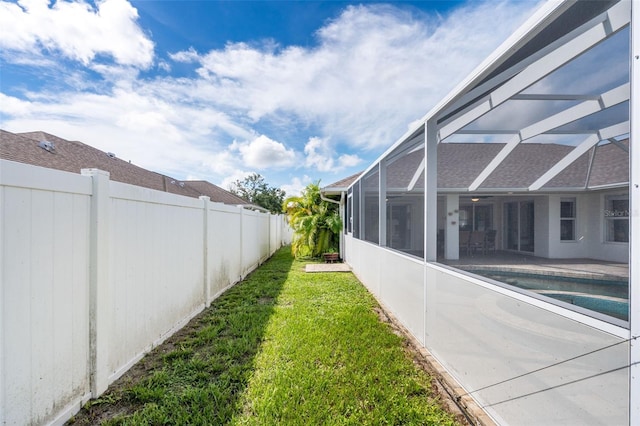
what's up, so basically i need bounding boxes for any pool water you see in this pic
[469,270,629,321]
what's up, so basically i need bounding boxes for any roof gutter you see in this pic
[320,193,341,206]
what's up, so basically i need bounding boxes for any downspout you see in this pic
[320,192,344,259]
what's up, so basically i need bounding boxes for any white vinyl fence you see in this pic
[0,160,291,426]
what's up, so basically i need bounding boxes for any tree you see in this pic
[283,181,342,259]
[230,173,286,214]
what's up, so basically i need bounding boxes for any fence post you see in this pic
[81,168,111,397]
[0,168,5,425]
[239,206,245,280]
[200,196,211,307]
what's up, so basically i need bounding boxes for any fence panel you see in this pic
[270,215,278,256]
[259,213,270,262]
[107,182,205,382]
[241,210,261,276]
[208,203,243,300]
[1,161,92,425]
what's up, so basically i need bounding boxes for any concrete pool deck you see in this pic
[439,252,628,281]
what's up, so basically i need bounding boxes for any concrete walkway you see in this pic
[305,263,351,273]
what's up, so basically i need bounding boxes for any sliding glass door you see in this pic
[504,201,534,253]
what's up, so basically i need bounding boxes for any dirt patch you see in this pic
[67,310,212,425]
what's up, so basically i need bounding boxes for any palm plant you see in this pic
[283,182,342,258]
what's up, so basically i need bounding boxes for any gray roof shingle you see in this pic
[588,139,629,188]
[183,180,249,205]
[327,141,628,193]
[438,143,505,189]
[479,143,573,189]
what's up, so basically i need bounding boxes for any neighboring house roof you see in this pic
[183,180,250,205]
[0,129,253,206]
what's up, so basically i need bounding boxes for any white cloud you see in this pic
[303,136,362,172]
[304,137,334,172]
[280,175,311,198]
[169,47,200,63]
[219,170,254,192]
[0,0,154,68]
[0,90,243,180]
[231,135,297,169]
[157,60,171,73]
[337,154,361,169]
[175,1,540,149]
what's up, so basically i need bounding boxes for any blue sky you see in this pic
[0,0,541,195]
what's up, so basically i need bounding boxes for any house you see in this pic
[0,129,258,208]
[324,1,637,424]
[328,140,629,261]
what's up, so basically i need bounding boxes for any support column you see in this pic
[81,168,110,397]
[629,2,639,423]
[424,122,437,346]
[425,122,438,262]
[379,161,387,247]
[445,195,460,260]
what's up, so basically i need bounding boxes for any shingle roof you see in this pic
[328,141,629,193]
[322,171,363,193]
[479,143,573,189]
[387,149,423,189]
[438,143,505,189]
[183,180,249,205]
[0,129,251,205]
[587,139,629,188]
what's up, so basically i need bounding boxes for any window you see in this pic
[605,195,629,243]
[560,199,575,241]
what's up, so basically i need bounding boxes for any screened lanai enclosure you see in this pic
[330,1,639,424]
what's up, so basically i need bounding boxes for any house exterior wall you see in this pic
[447,192,629,263]
[534,196,550,258]
[544,192,629,262]
[0,159,288,426]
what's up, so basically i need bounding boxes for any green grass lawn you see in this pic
[69,247,460,425]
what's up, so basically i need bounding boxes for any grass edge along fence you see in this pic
[69,247,461,425]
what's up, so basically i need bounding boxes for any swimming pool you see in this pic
[464,269,629,321]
